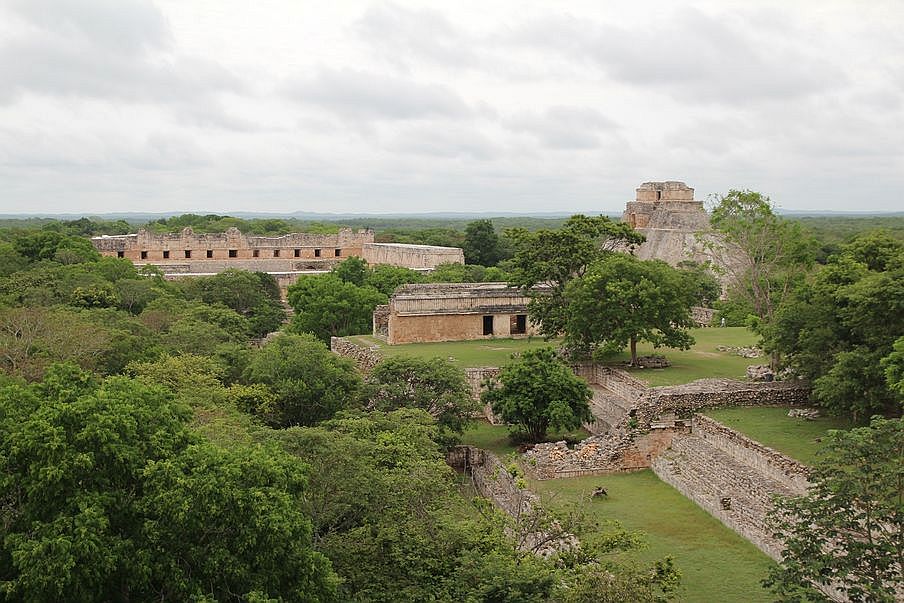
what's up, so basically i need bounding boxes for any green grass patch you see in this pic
[532,470,775,603]
[344,334,557,368]
[608,327,761,386]
[460,420,590,458]
[703,406,856,465]
[346,328,765,385]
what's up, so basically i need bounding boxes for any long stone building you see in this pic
[92,227,464,296]
[373,282,540,345]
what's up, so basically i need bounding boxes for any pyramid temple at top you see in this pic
[622,181,717,268]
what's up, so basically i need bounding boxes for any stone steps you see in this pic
[652,433,796,559]
[586,384,632,434]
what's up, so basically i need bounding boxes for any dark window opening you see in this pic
[294,249,301,257]
[511,314,527,335]
[252,249,259,258]
[162,250,170,259]
[228,249,237,258]
[206,249,213,258]
[314,248,321,257]
[184,250,191,259]
[141,251,148,260]
[273,249,280,257]
[334,248,341,257]
[655,190,662,201]
[117,251,124,258]
[482,315,494,336]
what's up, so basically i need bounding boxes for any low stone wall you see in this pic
[372,304,389,338]
[523,376,810,480]
[447,446,574,556]
[330,337,381,372]
[651,414,810,560]
[465,367,502,423]
[692,414,810,491]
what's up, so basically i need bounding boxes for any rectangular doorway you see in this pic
[482,315,493,336]
[511,314,527,335]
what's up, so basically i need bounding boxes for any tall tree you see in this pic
[766,417,903,603]
[708,190,816,328]
[482,347,592,442]
[507,215,644,337]
[463,219,504,266]
[767,233,903,418]
[368,355,478,446]
[244,333,363,427]
[287,274,387,343]
[564,255,696,363]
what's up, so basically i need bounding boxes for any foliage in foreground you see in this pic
[0,364,337,602]
[766,417,903,602]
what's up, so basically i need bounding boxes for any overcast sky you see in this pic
[1,0,902,215]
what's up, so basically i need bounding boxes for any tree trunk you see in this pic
[630,336,637,364]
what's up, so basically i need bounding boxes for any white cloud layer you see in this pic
[0,0,902,214]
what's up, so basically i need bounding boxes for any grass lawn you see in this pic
[344,334,557,368]
[532,471,775,603]
[703,406,856,465]
[610,327,762,386]
[460,420,589,458]
[346,328,762,385]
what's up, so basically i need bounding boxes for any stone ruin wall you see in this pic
[372,305,390,338]
[651,414,810,560]
[447,445,575,557]
[361,243,464,269]
[523,373,810,480]
[690,414,810,492]
[447,446,535,519]
[330,337,381,372]
[92,226,373,263]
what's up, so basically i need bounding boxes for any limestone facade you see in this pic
[92,227,465,298]
[378,282,540,345]
[622,181,721,268]
[92,226,372,267]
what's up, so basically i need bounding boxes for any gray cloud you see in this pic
[509,7,847,105]
[505,106,618,150]
[284,68,472,122]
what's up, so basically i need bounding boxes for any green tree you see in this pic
[676,260,721,307]
[271,409,556,602]
[332,256,368,286]
[507,215,644,338]
[244,333,363,427]
[463,219,505,266]
[765,417,903,602]
[0,364,337,601]
[882,336,904,396]
[365,264,424,296]
[287,275,387,343]
[0,306,112,380]
[483,347,592,442]
[180,269,285,337]
[368,356,478,446]
[708,190,816,328]
[564,255,696,363]
[767,234,903,418]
